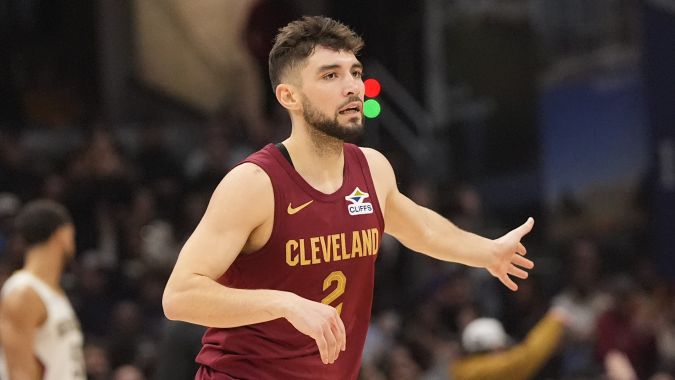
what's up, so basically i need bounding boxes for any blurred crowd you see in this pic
[1,1,672,378]
[1,121,674,380]
[361,178,675,380]
[0,122,258,379]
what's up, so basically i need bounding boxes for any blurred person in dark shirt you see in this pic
[596,275,657,379]
[552,237,610,376]
[153,321,205,380]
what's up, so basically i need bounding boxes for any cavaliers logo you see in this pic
[345,187,374,216]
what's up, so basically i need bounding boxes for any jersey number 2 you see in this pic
[321,271,346,315]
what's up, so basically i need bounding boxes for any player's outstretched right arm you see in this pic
[162,163,345,364]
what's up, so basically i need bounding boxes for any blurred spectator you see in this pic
[72,251,115,337]
[120,187,158,265]
[138,220,179,273]
[419,338,459,380]
[552,237,611,376]
[451,307,568,380]
[434,271,477,335]
[175,189,210,242]
[501,274,548,338]
[84,340,112,380]
[596,275,658,379]
[655,294,675,375]
[0,193,20,255]
[549,190,590,242]
[106,300,153,370]
[136,269,169,338]
[134,125,182,224]
[381,344,423,380]
[450,184,505,317]
[64,129,134,253]
[363,310,401,366]
[605,350,638,380]
[450,183,501,238]
[112,364,146,380]
[153,321,205,380]
[184,124,243,190]
[359,363,386,380]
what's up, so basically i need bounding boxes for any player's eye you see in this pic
[323,72,337,80]
[352,71,363,79]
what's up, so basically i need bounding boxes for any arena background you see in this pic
[1,1,674,379]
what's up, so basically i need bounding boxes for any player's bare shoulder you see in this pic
[359,147,384,160]
[359,147,395,183]
[213,162,272,199]
[204,162,274,231]
[359,147,397,214]
[222,162,271,185]
[0,283,46,327]
[359,147,392,171]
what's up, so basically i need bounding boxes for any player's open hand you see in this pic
[487,217,535,291]
[283,295,346,364]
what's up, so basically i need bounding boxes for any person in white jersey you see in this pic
[0,200,85,380]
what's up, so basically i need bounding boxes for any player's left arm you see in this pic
[0,285,46,380]
[362,147,534,291]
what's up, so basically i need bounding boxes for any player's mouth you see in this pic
[338,102,362,115]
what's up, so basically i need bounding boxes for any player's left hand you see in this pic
[486,217,535,291]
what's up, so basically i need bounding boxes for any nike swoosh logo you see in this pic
[287,200,314,215]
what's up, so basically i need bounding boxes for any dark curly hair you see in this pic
[14,200,72,246]
[268,16,364,91]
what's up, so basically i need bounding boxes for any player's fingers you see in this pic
[517,242,527,256]
[336,313,347,352]
[512,254,534,269]
[508,265,528,279]
[328,315,342,362]
[322,320,339,364]
[316,334,329,364]
[500,274,518,291]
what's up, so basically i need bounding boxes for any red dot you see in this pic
[364,78,381,98]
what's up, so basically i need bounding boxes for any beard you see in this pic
[302,96,364,142]
[62,246,76,265]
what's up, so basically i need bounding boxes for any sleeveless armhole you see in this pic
[1,272,51,324]
[4,272,54,304]
[275,142,294,168]
[227,157,280,261]
[348,145,385,231]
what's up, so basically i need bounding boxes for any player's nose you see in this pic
[343,77,362,97]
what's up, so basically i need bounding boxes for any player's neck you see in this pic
[23,246,64,290]
[283,128,345,194]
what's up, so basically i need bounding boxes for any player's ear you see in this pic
[275,83,300,111]
[52,224,74,249]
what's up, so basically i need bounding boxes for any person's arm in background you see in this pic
[0,286,46,380]
[363,148,535,291]
[451,309,568,380]
[605,350,638,380]
[162,163,345,364]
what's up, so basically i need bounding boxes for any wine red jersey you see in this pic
[195,143,385,380]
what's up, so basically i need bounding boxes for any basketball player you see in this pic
[162,16,535,380]
[0,200,85,379]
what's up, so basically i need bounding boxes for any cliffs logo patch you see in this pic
[345,187,374,216]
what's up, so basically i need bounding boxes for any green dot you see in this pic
[363,99,381,118]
